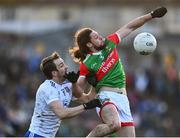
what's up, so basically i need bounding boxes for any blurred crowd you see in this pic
[0,31,179,137]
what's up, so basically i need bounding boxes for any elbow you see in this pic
[60,115,67,120]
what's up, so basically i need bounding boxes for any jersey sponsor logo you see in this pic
[102,58,115,73]
[96,49,119,81]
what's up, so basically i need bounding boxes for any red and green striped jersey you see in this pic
[80,33,126,92]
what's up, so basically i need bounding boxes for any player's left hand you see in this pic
[64,71,79,83]
[151,7,167,18]
[83,99,102,110]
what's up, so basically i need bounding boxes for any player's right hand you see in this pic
[86,74,98,87]
[64,71,79,83]
[151,7,167,18]
[83,99,102,110]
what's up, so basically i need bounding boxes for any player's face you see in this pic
[89,30,105,50]
[54,58,68,78]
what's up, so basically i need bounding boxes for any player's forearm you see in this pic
[57,105,85,120]
[116,13,152,38]
[126,13,152,31]
[72,83,84,98]
[124,7,167,32]
[78,87,96,103]
[77,92,95,103]
[57,98,101,119]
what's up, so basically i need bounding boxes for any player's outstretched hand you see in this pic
[83,99,102,110]
[86,74,98,87]
[151,7,167,18]
[64,71,79,83]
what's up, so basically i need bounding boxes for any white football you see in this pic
[133,32,157,55]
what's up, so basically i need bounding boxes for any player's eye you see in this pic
[93,35,98,39]
[59,63,64,68]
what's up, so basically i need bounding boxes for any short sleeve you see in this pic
[43,89,59,105]
[79,62,89,76]
[107,33,121,45]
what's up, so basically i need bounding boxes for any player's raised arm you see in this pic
[116,7,167,39]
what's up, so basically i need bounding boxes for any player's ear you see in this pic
[52,70,57,77]
[87,42,92,48]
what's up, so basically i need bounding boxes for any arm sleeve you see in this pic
[79,62,90,77]
[43,88,59,105]
[107,33,121,45]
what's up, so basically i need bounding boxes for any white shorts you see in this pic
[96,91,134,127]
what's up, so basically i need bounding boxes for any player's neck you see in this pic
[90,44,106,53]
[90,47,100,53]
[52,77,65,85]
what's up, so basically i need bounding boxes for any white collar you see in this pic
[91,50,102,55]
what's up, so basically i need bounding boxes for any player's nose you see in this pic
[65,64,68,70]
[99,36,103,40]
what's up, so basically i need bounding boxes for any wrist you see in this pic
[82,104,87,110]
[150,11,153,18]
[150,11,156,18]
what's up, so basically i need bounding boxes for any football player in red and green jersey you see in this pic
[79,33,126,93]
[65,7,167,137]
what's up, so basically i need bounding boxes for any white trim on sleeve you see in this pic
[115,32,121,43]
[79,75,86,78]
[47,98,59,105]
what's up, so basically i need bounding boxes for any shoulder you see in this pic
[79,62,90,76]
[106,33,121,45]
[40,80,56,90]
[37,80,57,95]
